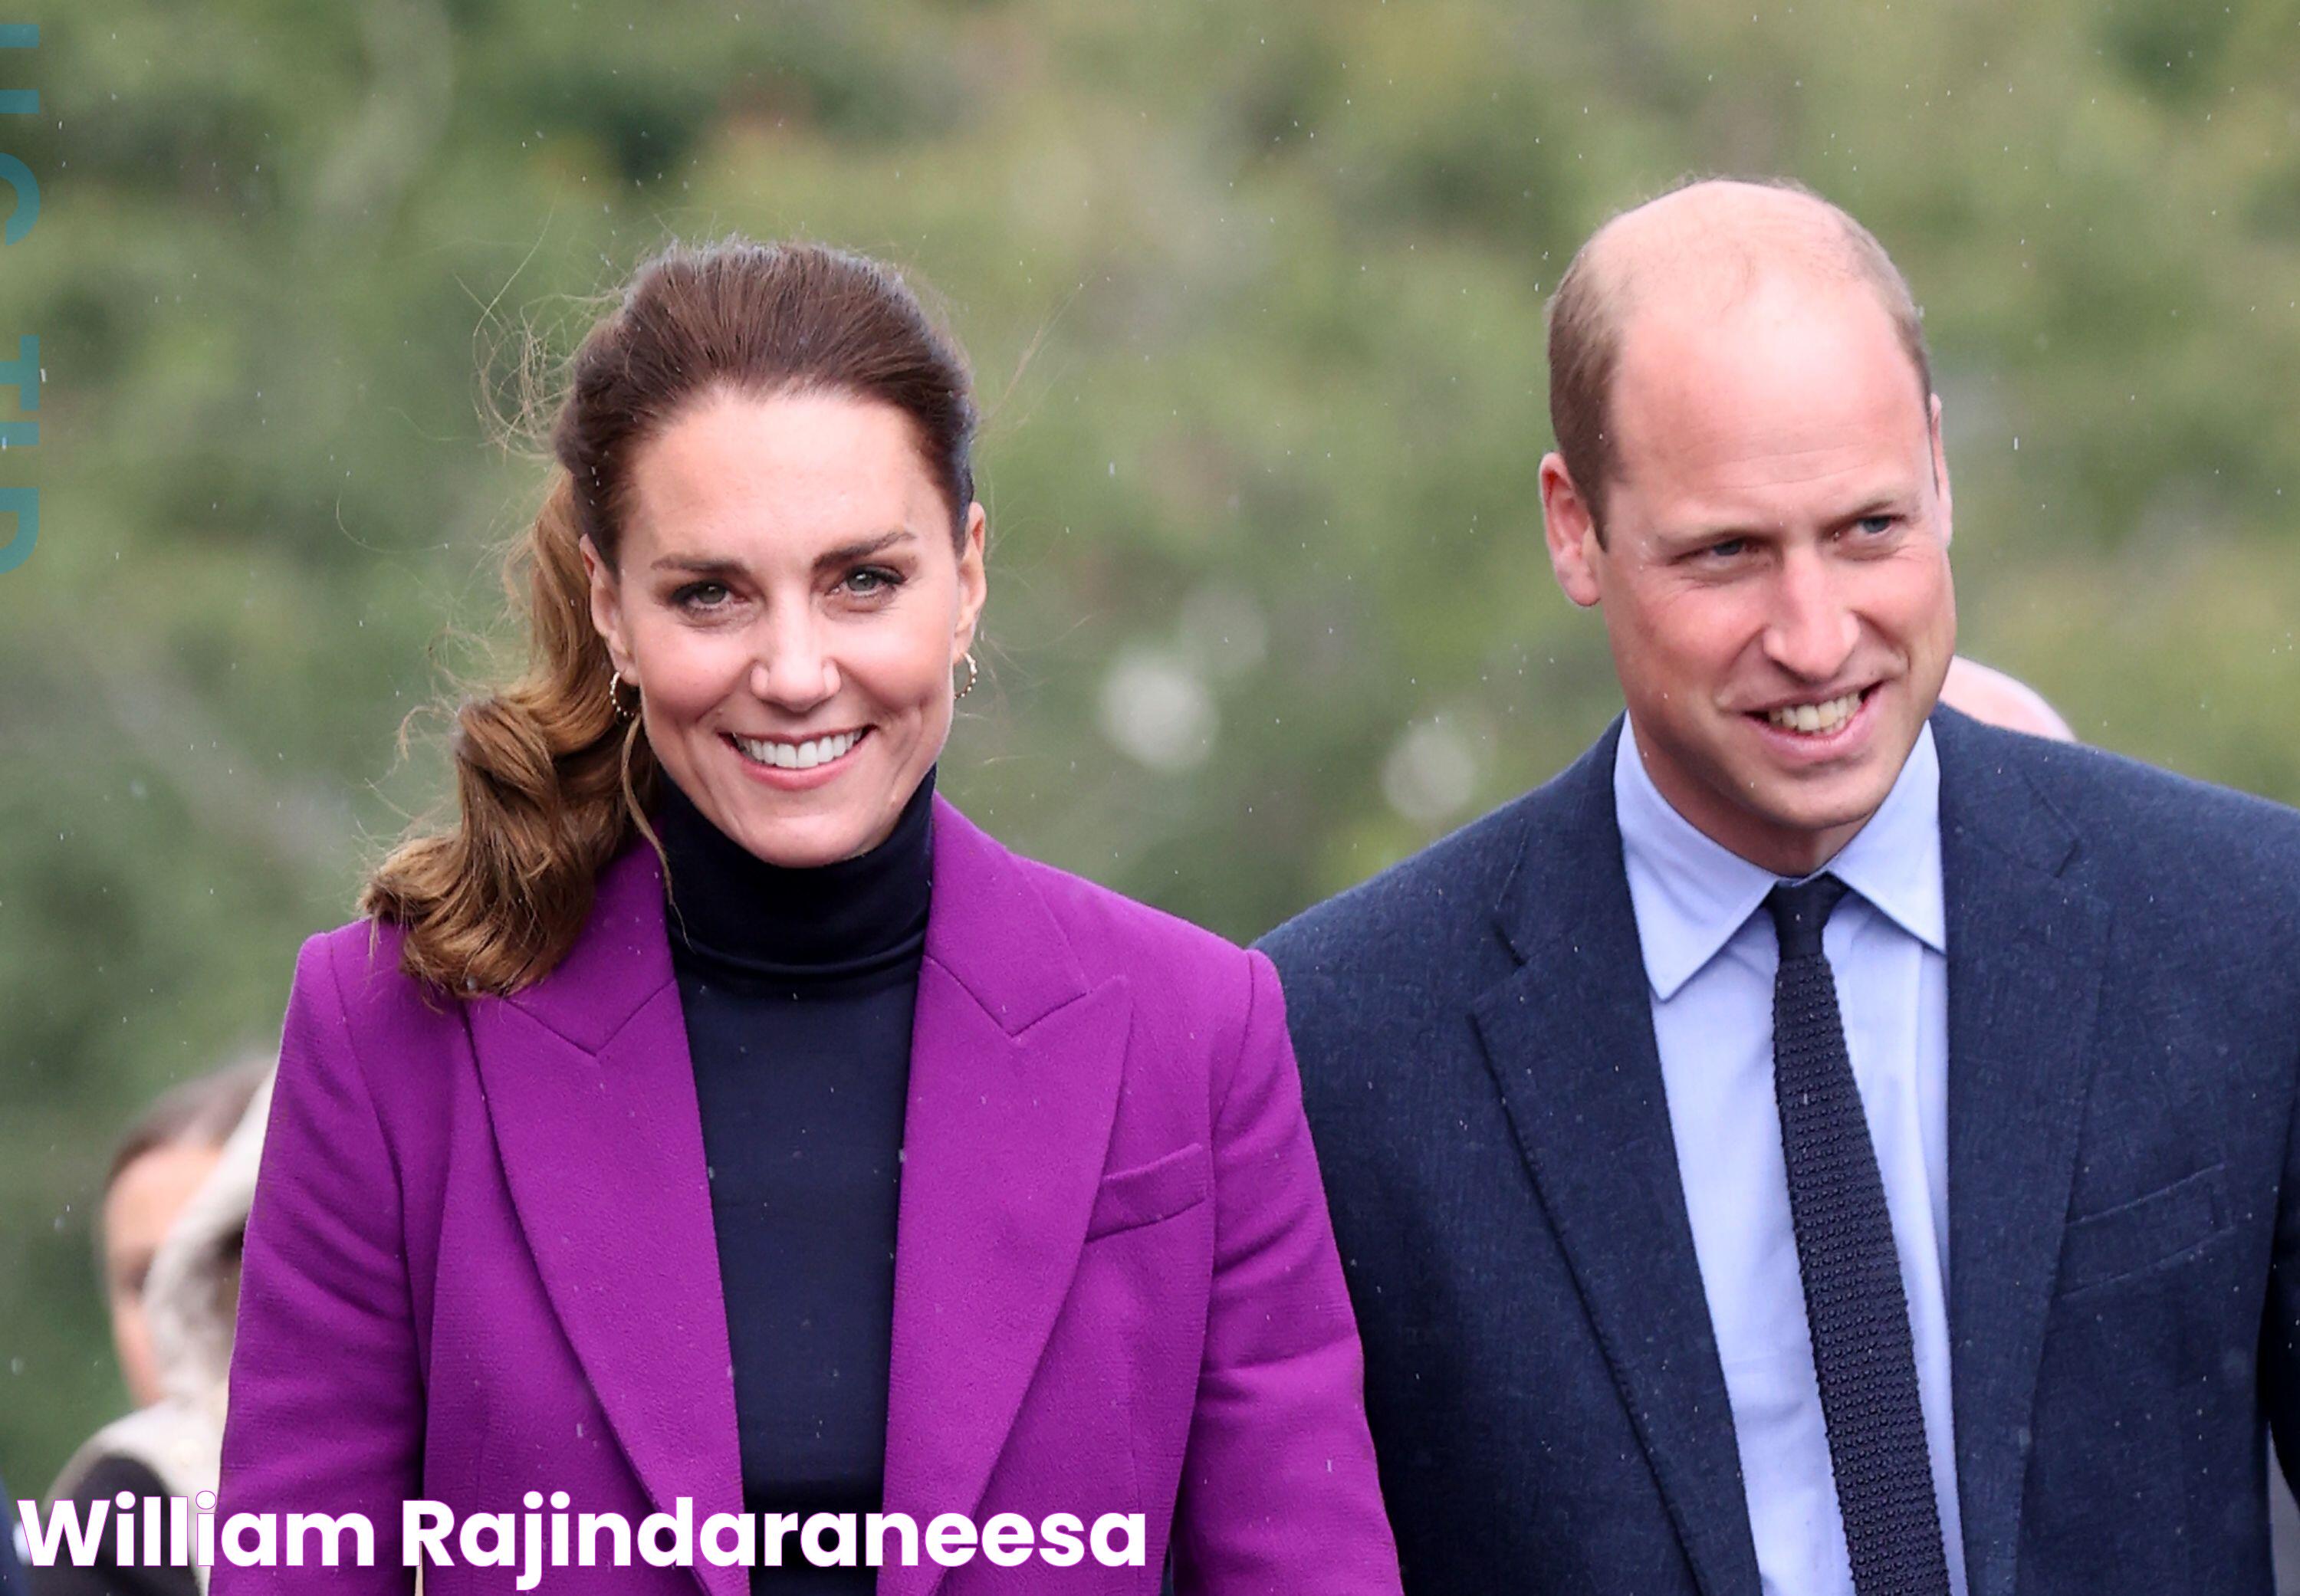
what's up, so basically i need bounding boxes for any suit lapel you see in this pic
[1933,709,2111,1596]
[1474,722,1763,1596]
[879,797,1129,1596]
[464,837,746,1596]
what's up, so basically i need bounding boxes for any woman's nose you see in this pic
[751,624,840,711]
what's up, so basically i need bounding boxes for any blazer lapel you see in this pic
[1933,708,2111,1596]
[879,797,1129,1596]
[465,837,746,1596]
[1473,721,1763,1596]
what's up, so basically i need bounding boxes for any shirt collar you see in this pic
[1822,721,1946,956]
[1613,716,1945,1000]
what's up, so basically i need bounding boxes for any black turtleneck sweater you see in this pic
[651,767,935,1592]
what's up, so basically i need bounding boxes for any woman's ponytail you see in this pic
[358,472,662,996]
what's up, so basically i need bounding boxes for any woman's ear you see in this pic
[580,535,633,677]
[951,502,988,662]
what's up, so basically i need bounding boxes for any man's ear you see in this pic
[1929,392,1953,548]
[1540,452,1605,608]
[580,536,633,678]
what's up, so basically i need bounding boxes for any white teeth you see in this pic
[731,730,863,770]
[1764,692,1861,735]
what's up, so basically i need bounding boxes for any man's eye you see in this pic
[1703,538,1749,560]
[1856,514,1897,536]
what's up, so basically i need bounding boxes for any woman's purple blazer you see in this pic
[214,795,1403,1594]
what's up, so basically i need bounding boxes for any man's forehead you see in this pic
[1616,276,1917,412]
[1630,449,1928,536]
[1608,283,1935,503]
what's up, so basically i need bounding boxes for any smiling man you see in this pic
[1542,193,1957,882]
[1260,178,2300,1596]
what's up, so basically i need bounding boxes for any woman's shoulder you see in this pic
[273,913,478,1122]
[294,914,465,1035]
[944,803,1268,1029]
[1016,851,1249,972]
[951,815,1298,1127]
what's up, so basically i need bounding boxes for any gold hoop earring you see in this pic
[953,652,979,703]
[609,669,636,721]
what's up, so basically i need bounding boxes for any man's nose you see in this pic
[1760,550,1859,682]
[751,619,840,711]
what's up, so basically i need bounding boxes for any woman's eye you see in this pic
[842,566,902,596]
[673,580,730,609]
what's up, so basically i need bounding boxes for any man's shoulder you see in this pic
[1938,711,2300,898]
[1257,727,1618,1021]
[1251,792,1532,1068]
[1261,793,1530,963]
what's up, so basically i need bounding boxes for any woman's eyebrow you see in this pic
[648,530,916,579]
[815,529,915,570]
[649,553,749,578]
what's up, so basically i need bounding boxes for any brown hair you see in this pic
[105,1053,271,1198]
[1546,174,1932,542]
[361,239,979,998]
[97,1049,271,1281]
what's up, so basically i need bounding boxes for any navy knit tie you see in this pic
[1767,875,1952,1596]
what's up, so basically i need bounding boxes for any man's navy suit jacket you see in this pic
[1260,706,2300,1596]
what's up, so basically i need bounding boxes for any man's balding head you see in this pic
[1547,177,1933,542]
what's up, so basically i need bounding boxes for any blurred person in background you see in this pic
[91,1061,270,1414]
[213,239,1401,1595]
[1939,656,2075,743]
[41,1055,274,1595]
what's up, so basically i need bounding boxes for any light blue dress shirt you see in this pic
[1614,717,1967,1596]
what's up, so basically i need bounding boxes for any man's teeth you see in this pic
[1764,692,1861,734]
[731,730,863,770]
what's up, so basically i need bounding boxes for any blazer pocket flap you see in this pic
[2057,1161,2227,1296]
[1085,1141,1211,1240]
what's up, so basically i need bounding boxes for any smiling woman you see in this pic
[584,386,984,871]
[356,241,988,990]
[210,238,1404,1596]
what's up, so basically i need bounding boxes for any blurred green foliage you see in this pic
[2,0,2298,1488]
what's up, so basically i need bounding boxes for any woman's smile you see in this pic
[723,726,872,790]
